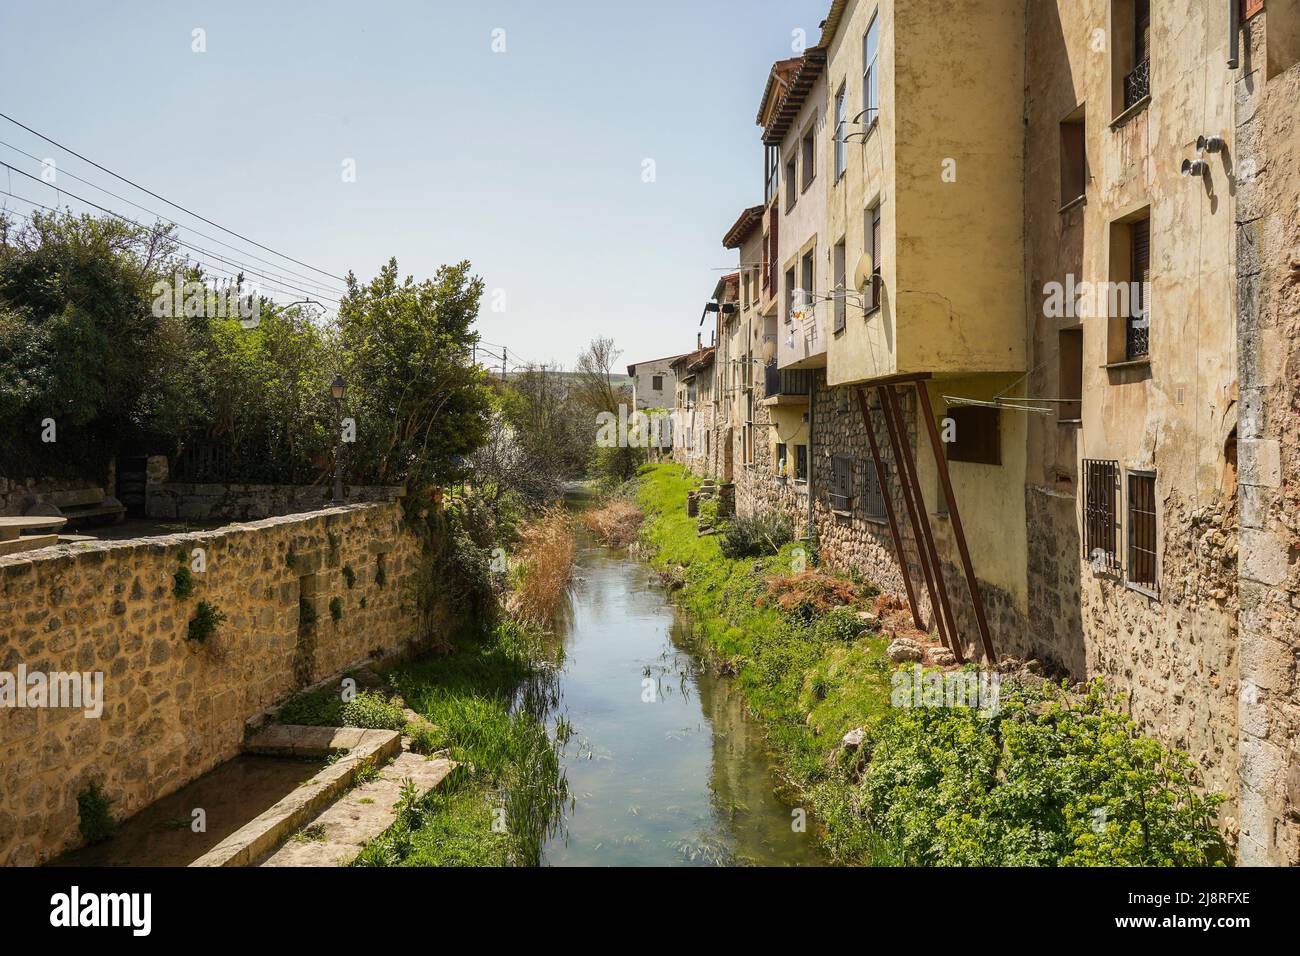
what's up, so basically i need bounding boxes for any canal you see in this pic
[540,525,826,866]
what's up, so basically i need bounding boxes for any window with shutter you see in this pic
[1083,459,1120,569]
[865,203,882,312]
[864,459,888,521]
[833,240,847,332]
[1127,218,1150,359]
[1127,471,1158,593]
[831,455,854,511]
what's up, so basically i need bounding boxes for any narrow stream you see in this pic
[541,526,827,866]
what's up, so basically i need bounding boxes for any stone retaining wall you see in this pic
[145,479,404,523]
[0,501,426,865]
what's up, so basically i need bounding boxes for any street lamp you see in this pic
[329,374,346,505]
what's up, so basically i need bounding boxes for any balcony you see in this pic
[1123,57,1150,110]
[762,363,813,405]
[776,301,827,371]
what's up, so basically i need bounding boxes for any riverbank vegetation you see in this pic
[633,463,1228,866]
[582,498,644,547]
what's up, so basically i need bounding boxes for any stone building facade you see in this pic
[1233,3,1300,866]
[686,0,1300,853]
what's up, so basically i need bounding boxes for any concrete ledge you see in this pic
[189,727,401,867]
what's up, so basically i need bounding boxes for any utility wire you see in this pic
[0,171,339,306]
[0,110,347,283]
[0,144,345,296]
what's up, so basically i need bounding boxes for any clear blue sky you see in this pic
[0,0,828,370]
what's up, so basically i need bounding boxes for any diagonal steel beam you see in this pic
[855,387,924,631]
[875,385,953,657]
[913,382,997,663]
[881,384,964,663]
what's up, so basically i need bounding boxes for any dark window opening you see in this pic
[795,444,808,482]
[1059,328,1083,421]
[945,405,1001,466]
[651,374,664,391]
[1060,110,1086,205]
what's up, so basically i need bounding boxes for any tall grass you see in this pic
[509,507,576,627]
[353,620,569,867]
[582,499,644,547]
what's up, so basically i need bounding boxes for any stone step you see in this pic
[189,727,402,867]
[256,749,457,866]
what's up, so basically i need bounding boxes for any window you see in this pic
[834,84,847,180]
[775,442,788,478]
[1127,471,1157,593]
[1127,218,1150,359]
[833,240,847,332]
[830,455,854,511]
[862,15,879,127]
[784,267,797,323]
[785,155,798,212]
[865,202,882,311]
[1060,108,1086,206]
[801,126,816,190]
[1058,328,1083,421]
[945,405,1001,465]
[1083,459,1119,569]
[864,459,888,521]
[765,144,779,204]
[763,205,779,294]
[795,444,808,481]
[800,251,814,315]
[1114,0,1151,113]
[742,272,751,309]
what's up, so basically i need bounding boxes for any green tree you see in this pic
[336,258,492,488]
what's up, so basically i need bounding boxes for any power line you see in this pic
[0,110,347,283]
[0,144,346,297]
[0,201,339,310]
[0,172,340,306]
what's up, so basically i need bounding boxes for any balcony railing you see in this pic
[764,362,813,398]
[1123,57,1150,109]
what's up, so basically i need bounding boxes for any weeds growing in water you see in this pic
[508,507,576,627]
[353,619,568,867]
[582,499,644,547]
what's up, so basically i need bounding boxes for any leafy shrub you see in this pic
[172,563,195,600]
[186,601,226,641]
[299,597,318,629]
[719,510,792,558]
[406,723,443,755]
[814,605,869,642]
[340,690,407,731]
[697,496,720,527]
[342,564,356,588]
[858,680,1228,866]
[329,596,343,623]
[77,781,114,845]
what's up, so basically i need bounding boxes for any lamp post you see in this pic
[329,374,346,505]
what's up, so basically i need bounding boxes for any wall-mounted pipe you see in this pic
[1229,0,1241,69]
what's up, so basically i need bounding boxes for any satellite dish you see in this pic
[852,252,875,291]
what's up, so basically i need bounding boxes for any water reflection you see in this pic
[540,530,826,867]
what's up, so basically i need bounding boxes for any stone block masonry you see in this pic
[0,501,426,865]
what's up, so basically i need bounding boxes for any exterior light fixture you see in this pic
[329,374,346,401]
[1181,158,1209,177]
[329,374,346,505]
